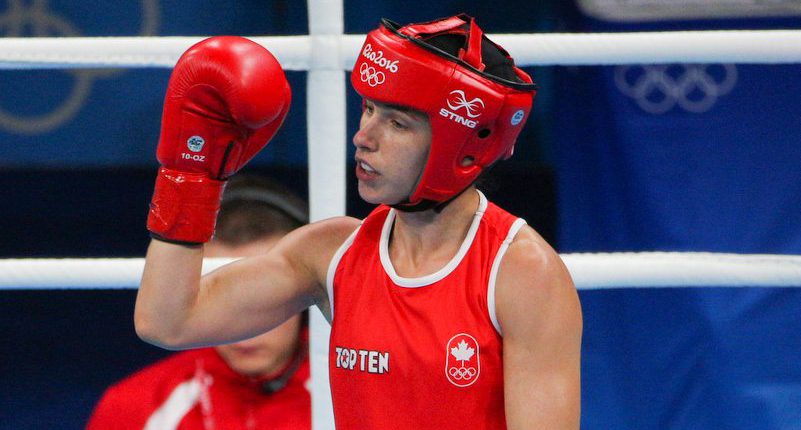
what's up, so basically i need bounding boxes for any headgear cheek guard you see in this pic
[351,14,537,209]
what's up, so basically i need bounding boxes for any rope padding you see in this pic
[0,258,234,289]
[563,252,801,289]
[2,253,800,290]
[2,30,801,70]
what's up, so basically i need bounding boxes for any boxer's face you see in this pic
[353,99,431,205]
[206,236,304,379]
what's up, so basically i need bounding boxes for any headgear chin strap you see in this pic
[351,14,537,210]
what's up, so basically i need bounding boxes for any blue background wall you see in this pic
[554,6,801,430]
[1,1,800,429]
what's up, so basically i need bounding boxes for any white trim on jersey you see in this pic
[487,218,528,336]
[380,190,489,288]
[326,225,361,321]
[143,379,202,430]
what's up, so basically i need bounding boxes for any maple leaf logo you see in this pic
[450,340,475,363]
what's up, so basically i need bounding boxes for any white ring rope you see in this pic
[564,253,801,289]
[1,253,800,290]
[0,258,236,290]
[2,30,801,70]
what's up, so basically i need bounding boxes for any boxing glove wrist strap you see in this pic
[147,167,225,244]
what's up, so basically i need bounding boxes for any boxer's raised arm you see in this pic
[133,35,305,350]
[136,217,358,350]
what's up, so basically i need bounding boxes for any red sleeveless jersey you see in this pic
[327,191,526,429]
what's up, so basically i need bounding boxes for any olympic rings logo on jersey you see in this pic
[446,90,485,118]
[445,333,480,387]
[359,63,386,87]
[614,64,738,114]
[448,366,478,380]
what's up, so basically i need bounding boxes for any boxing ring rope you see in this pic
[3,30,801,70]
[3,3,801,426]
[1,253,801,290]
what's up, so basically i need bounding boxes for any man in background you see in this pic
[88,174,310,430]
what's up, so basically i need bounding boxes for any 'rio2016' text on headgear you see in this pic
[351,14,537,209]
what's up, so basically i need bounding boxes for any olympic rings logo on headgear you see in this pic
[359,63,386,87]
[446,90,485,119]
[614,64,738,114]
[448,366,478,380]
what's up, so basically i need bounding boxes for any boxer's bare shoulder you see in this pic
[276,215,361,285]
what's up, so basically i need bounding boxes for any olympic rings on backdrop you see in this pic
[614,64,738,114]
[0,0,160,135]
[359,63,385,87]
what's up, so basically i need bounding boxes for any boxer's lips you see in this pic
[355,158,379,180]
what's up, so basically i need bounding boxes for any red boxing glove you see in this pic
[147,36,291,244]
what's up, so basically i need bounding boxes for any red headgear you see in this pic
[351,14,537,209]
